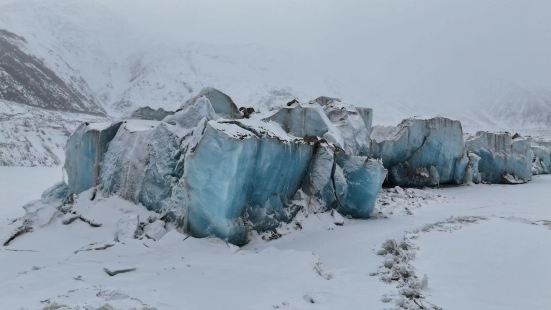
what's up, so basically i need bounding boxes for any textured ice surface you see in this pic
[370,117,470,187]
[334,154,386,218]
[40,181,70,203]
[315,97,372,155]
[184,121,314,244]
[64,121,122,194]
[190,87,240,119]
[266,101,334,139]
[466,132,533,184]
[100,121,184,212]
[301,144,339,211]
[301,144,387,217]
[267,98,372,155]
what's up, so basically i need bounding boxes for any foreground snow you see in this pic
[0,167,550,309]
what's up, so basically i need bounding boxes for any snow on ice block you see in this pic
[334,154,387,218]
[266,101,334,139]
[465,132,533,184]
[370,117,469,187]
[314,96,372,155]
[100,120,184,212]
[184,120,314,245]
[267,98,372,155]
[64,121,122,194]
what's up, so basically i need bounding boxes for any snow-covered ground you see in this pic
[1,167,549,309]
[0,166,63,220]
[0,100,107,166]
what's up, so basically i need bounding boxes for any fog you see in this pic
[1,0,550,127]
[97,0,551,117]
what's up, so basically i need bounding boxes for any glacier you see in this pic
[60,88,546,245]
[465,132,533,184]
[61,88,387,244]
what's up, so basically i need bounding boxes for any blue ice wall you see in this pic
[370,117,469,187]
[184,121,314,244]
[335,154,387,218]
[64,122,122,194]
[466,132,533,184]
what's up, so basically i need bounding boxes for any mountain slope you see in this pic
[0,99,105,166]
[0,29,104,114]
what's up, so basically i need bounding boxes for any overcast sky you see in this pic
[100,0,551,108]
[1,0,550,124]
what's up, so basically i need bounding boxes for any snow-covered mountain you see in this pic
[0,100,104,166]
[0,28,103,114]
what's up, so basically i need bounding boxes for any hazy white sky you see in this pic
[1,0,550,123]
[102,0,551,106]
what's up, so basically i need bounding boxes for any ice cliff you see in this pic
[370,117,476,187]
[63,88,386,245]
[61,88,551,244]
[465,132,533,184]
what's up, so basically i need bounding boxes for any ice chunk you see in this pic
[64,121,122,194]
[529,138,551,175]
[266,101,335,139]
[41,182,70,203]
[301,143,386,217]
[334,154,387,218]
[463,152,481,184]
[301,144,338,211]
[465,132,533,184]
[370,117,468,187]
[100,120,183,212]
[189,87,240,119]
[164,95,218,128]
[267,98,372,155]
[184,121,314,244]
[314,96,372,155]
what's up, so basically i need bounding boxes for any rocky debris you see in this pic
[130,106,173,121]
[103,267,137,277]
